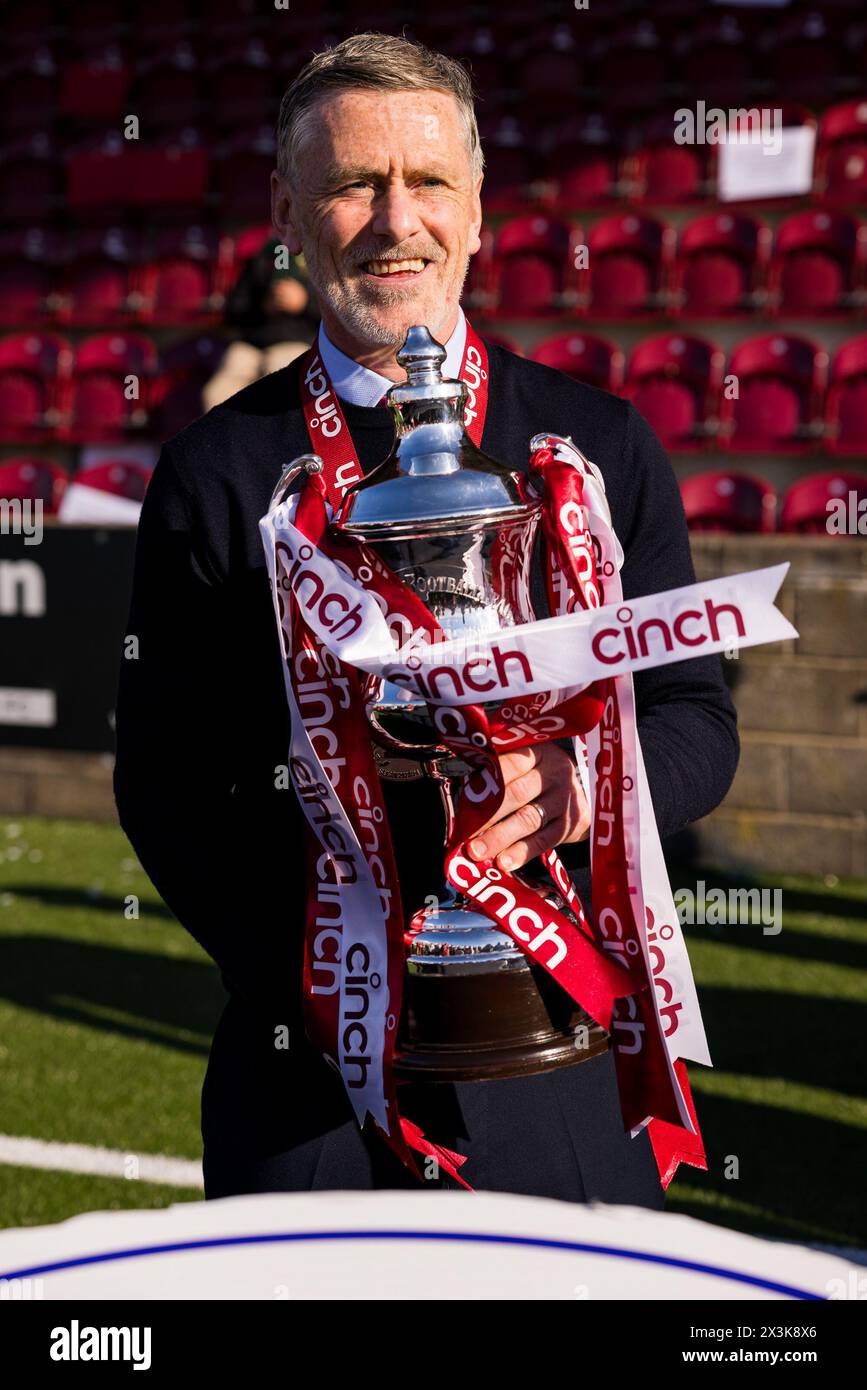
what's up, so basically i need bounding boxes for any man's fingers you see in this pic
[498,745,543,787]
[466,742,574,855]
[470,765,545,838]
[496,800,566,872]
[469,796,555,866]
[465,741,585,863]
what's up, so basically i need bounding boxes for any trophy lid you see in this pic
[336,326,538,538]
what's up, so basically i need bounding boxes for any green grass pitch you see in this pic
[0,816,864,1249]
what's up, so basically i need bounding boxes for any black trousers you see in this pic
[201,994,665,1208]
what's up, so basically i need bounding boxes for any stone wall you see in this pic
[1,536,865,880]
[0,749,116,822]
[690,535,867,878]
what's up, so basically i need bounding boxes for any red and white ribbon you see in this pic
[258,329,797,1190]
[274,532,792,705]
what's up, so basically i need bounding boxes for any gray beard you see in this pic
[309,253,473,350]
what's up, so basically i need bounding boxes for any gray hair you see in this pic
[276,31,485,186]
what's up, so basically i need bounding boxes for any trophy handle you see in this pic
[426,756,459,842]
[421,757,478,917]
[269,453,323,510]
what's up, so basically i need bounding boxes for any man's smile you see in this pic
[359,256,434,282]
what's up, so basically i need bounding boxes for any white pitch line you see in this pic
[0,1135,203,1190]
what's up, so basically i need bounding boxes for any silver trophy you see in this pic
[329,326,608,1082]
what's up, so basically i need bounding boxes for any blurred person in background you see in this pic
[203,239,320,408]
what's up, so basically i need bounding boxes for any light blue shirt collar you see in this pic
[317,306,467,407]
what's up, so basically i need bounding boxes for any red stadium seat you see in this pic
[624,334,724,451]
[74,459,152,501]
[1,47,59,135]
[411,9,499,50]
[56,226,141,327]
[217,221,273,298]
[770,211,865,317]
[151,332,227,437]
[673,213,770,319]
[623,113,710,205]
[591,21,667,113]
[766,9,841,108]
[65,333,156,443]
[0,332,71,442]
[542,114,620,212]
[489,216,581,318]
[585,214,673,318]
[58,458,153,524]
[138,224,221,325]
[157,333,228,375]
[272,20,340,81]
[817,101,867,206]
[132,41,203,130]
[0,456,68,514]
[681,471,777,534]
[74,336,156,378]
[460,225,496,313]
[442,27,503,106]
[67,132,138,210]
[721,334,828,453]
[227,222,273,265]
[515,25,582,119]
[0,132,60,223]
[130,0,197,45]
[531,333,624,393]
[206,0,270,38]
[0,227,59,326]
[780,470,867,533]
[650,0,711,33]
[59,44,131,121]
[129,128,210,210]
[205,40,274,130]
[212,126,275,221]
[69,128,210,211]
[476,115,533,213]
[676,12,752,107]
[825,336,867,454]
[1,3,60,52]
[65,0,124,44]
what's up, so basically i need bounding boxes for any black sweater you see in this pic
[113,340,739,1016]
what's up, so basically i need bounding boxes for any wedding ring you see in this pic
[530,801,548,830]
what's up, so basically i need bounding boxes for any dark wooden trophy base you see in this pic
[394,907,610,1084]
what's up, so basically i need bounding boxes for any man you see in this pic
[114,32,738,1204]
[202,242,320,410]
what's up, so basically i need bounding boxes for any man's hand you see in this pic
[466,743,590,872]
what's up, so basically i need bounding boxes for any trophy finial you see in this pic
[397,326,447,386]
[338,321,538,527]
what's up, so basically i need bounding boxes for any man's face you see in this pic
[271,88,483,352]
